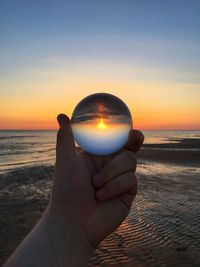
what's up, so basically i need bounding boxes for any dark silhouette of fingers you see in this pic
[96,172,137,200]
[93,150,136,188]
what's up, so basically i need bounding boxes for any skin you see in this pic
[4,114,144,267]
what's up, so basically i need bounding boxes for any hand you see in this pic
[3,113,144,267]
[46,114,144,252]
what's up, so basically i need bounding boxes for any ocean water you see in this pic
[0,130,56,173]
[0,130,199,173]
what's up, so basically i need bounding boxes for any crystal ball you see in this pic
[71,93,133,155]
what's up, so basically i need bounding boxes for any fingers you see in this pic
[56,114,76,162]
[93,148,137,202]
[93,150,136,188]
[92,129,142,202]
[96,172,137,201]
[124,129,144,153]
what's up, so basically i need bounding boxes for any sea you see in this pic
[0,130,199,173]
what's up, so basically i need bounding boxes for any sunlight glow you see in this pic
[96,118,108,130]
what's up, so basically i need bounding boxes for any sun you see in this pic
[96,118,108,129]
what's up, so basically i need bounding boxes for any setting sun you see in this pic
[96,118,108,130]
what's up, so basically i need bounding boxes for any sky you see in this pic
[71,93,132,124]
[0,0,200,130]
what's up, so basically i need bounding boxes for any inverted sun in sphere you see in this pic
[71,93,133,155]
[96,118,108,130]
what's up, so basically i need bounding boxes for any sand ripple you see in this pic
[0,162,200,266]
[89,164,200,267]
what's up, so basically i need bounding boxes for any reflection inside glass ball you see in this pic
[71,93,133,155]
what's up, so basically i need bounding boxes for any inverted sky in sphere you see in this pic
[71,93,132,155]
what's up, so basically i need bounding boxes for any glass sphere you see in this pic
[71,93,133,155]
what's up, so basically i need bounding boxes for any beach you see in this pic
[0,138,200,266]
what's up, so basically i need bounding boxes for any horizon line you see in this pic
[0,129,200,131]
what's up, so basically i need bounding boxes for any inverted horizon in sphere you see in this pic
[71,93,132,155]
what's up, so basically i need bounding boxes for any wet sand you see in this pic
[0,149,200,266]
[138,148,200,166]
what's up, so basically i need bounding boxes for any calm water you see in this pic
[0,130,199,173]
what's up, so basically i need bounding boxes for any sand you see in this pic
[0,149,200,266]
[138,148,200,166]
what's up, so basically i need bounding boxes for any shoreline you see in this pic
[1,147,199,175]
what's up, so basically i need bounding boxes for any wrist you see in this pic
[42,205,94,263]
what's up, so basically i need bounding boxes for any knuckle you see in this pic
[124,150,136,164]
[125,172,136,188]
[110,162,118,173]
[141,132,145,142]
[125,171,136,182]
[57,128,68,139]
[130,177,138,197]
[104,162,118,177]
[57,129,62,140]
[56,130,64,151]
[128,171,135,180]
[133,182,138,197]
[112,179,122,191]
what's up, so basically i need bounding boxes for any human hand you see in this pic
[46,114,144,254]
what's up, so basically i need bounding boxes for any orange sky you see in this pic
[1,76,199,130]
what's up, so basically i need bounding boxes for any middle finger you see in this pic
[93,150,136,188]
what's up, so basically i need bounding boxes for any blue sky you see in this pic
[1,0,199,75]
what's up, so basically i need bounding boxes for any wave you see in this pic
[0,135,38,140]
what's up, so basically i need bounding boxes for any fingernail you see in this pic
[96,187,107,199]
[93,173,105,187]
[57,114,70,128]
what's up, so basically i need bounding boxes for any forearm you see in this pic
[3,209,94,267]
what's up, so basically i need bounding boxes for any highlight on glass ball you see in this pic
[71,93,133,155]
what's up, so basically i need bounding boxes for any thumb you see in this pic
[56,114,76,162]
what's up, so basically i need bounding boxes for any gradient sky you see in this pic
[0,0,200,130]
